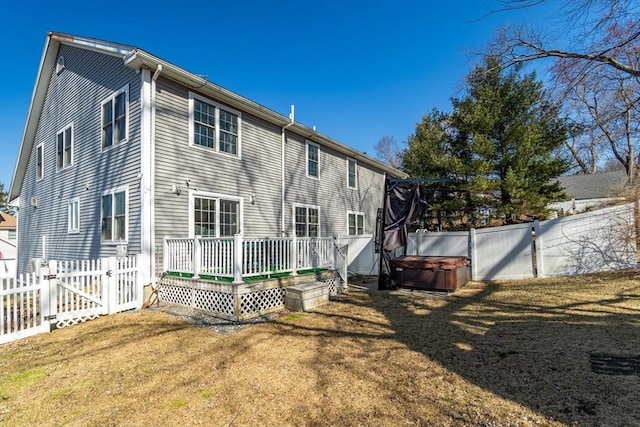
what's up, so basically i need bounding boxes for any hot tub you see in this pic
[389,256,470,291]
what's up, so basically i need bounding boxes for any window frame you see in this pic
[56,123,74,171]
[188,92,242,158]
[188,190,244,238]
[36,143,44,181]
[347,157,357,189]
[101,186,129,244]
[306,141,320,179]
[68,197,80,234]
[101,85,129,150]
[293,203,320,237]
[347,211,365,236]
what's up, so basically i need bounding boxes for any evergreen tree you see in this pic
[402,56,569,226]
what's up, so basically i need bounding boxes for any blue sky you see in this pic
[0,0,556,194]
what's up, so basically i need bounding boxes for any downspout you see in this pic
[150,64,162,280]
[281,105,295,235]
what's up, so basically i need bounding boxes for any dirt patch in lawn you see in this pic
[0,271,639,426]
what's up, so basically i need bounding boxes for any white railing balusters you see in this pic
[163,235,337,281]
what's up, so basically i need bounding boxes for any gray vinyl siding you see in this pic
[153,78,283,245]
[283,133,386,237]
[17,45,142,274]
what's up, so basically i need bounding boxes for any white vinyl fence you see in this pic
[405,203,637,280]
[1,256,142,344]
[537,204,637,276]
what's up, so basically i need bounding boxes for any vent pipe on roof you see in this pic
[281,105,295,235]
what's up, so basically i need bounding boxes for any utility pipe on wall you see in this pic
[281,105,295,235]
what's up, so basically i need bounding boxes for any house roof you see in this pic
[0,212,17,230]
[9,32,406,201]
[558,170,627,200]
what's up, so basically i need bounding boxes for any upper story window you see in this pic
[36,143,44,181]
[102,85,129,149]
[294,204,319,237]
[307,141,319,178]
[189,92,241,157]
[68,198,80,234]
[191,192,242,237]
[347,211,365,235]
[8,230,16,240]
[56,123,73,170]
[347,157,357,189]
[101,187,128,243]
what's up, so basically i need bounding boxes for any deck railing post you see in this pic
[233,234,243,284]
[193,237,201,279]
[163,237,169,274]
[291,234,298,276]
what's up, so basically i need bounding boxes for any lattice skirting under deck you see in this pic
[159,271,344,320]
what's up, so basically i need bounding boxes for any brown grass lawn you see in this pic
[1,271,639,426]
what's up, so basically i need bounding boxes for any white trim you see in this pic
[188,189,244,238]
[292,203,321,237]
[188,91,242,159]
[67,197,80,234]
[101,84,130,151]
[35,142,44,182]
[55,122,74,171]
[346,156,357,189]
[140,68,153,283]
[100,185,129,245]
[347,210,365,235]
[306,140,320,179]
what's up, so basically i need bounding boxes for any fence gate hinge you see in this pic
[105,270,113,277]
[44,274,57,280]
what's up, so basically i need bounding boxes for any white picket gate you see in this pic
[0,256,141,344]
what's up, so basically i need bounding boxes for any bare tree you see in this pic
[489,0,640,180]
[374,135,402,169]
[491,1,640,77]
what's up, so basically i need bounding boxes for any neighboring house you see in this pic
[0,212,17,278]
[549,170,628,216]
[9,32,404,282]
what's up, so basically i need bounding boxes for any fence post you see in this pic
[41,261,56,329]
[291,234,298,276]
[193,236,201,280]
[469,229,477,281]
[105,257,117,314]
[135,254,144,309]
[233,234,243,284]
[533,220,544,278]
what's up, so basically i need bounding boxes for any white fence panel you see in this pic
[1,274,48,344]
[472,223,535,280]
[407,231,469,257]
[339,235,378,275]
[538,204,636,276]
[113,256,139,312]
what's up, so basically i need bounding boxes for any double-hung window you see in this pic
[347,157,357,189]
[36,143,44,181]
[193,194,241,237]
[294,205,319,237]
[68,198,80,234]
[190,93,240,156]
[102,86,128,149]
[307,142,319,178]
[101,188,127,242]
[348,211,365,235]
[56,123,73,170]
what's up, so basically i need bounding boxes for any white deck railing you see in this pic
[163,235,338,283]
